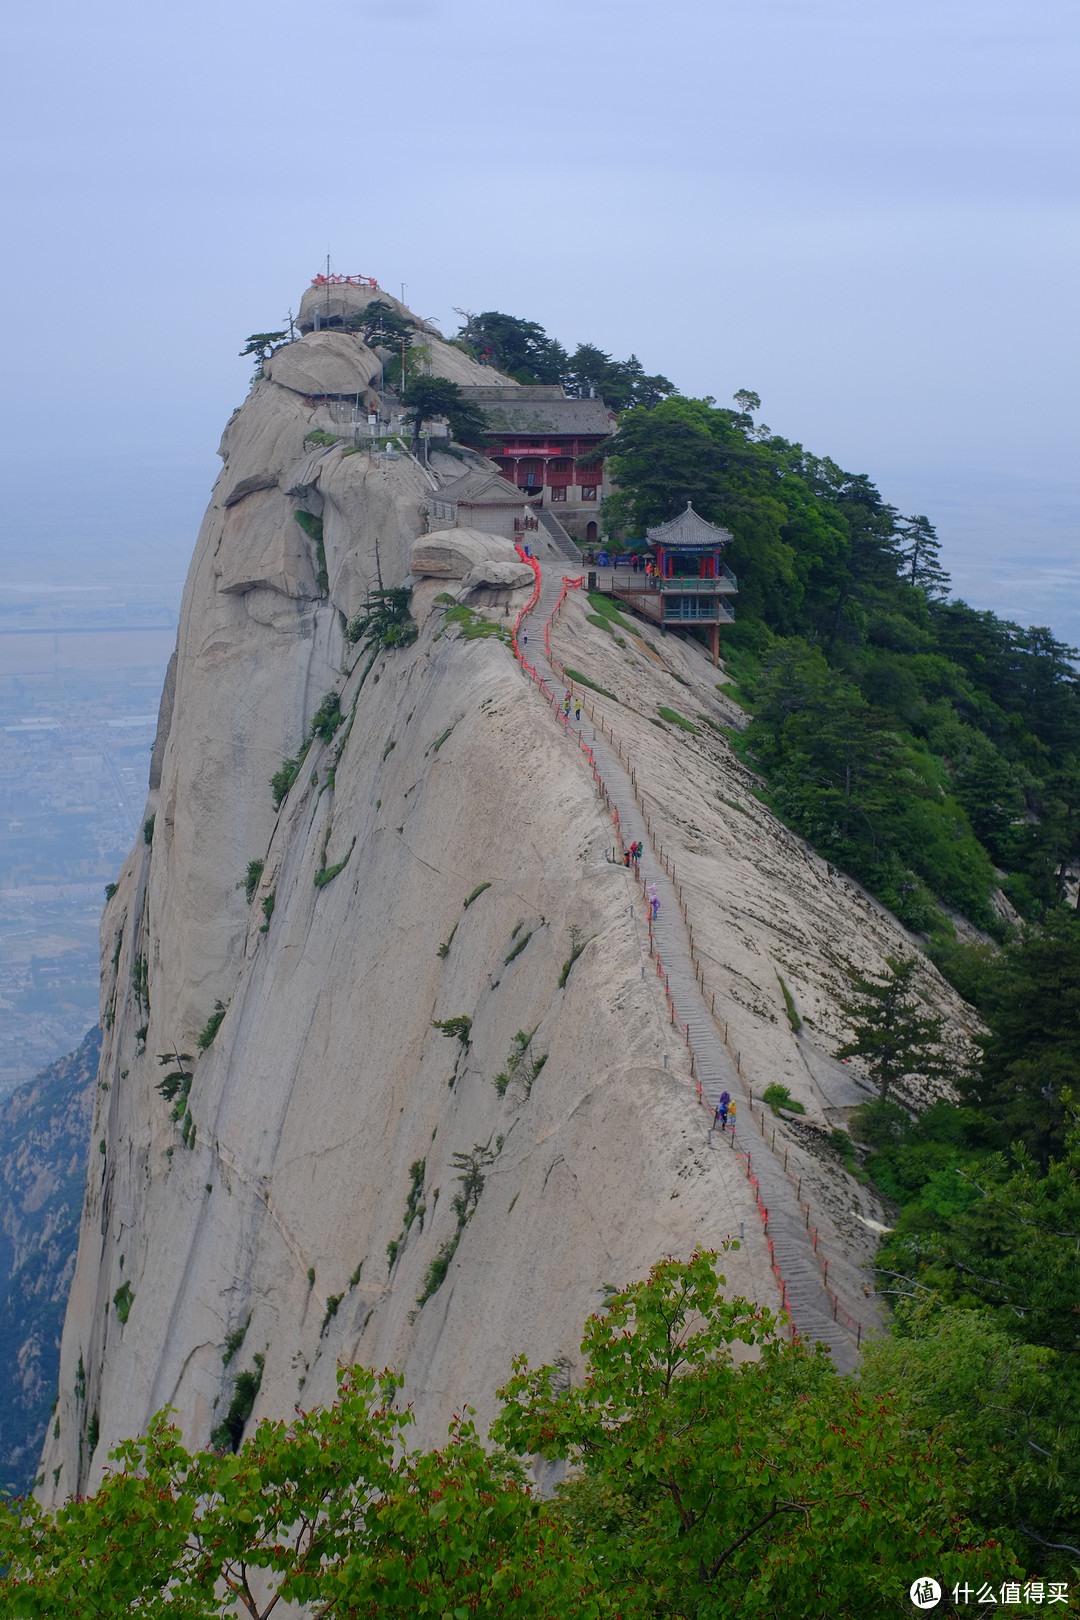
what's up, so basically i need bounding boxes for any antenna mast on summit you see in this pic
[325,252,331,322]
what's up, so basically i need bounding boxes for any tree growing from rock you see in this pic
[836,954,946,1102]
[239,332,287,373]
[402,375,488,454]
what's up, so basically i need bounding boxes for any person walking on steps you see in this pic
[727,1100,737,1130]
[715,1090,730,1128]
[574,699,582,724]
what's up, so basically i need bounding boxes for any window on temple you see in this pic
[581,486,598,501]
[550,487,566,501]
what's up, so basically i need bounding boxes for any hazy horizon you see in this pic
[1,0,1076,649]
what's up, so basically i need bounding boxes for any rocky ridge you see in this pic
[39,306,976,1504]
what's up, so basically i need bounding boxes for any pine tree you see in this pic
[898,513,950,596]
[837,955,946,1102]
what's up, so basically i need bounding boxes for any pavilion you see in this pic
[601,503,738,664]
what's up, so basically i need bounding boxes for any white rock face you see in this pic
[264,331,381,398]
[410,528,535,591]
[39,300,979,1508]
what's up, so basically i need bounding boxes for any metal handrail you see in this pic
[598,570,738,594]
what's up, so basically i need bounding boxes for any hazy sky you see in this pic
[2,0,1077,639]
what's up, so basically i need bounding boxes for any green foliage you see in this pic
[131,952,148,1015]
[602,392,1080,934]
[493,1251,1021,1613]
[260,891,275,931]
[222,1317,250,1367]
[210,1352,264,1454]
[196,1000,228,1051]
[402,373,489,449]
[493,1028,546,1099]
[320,1295,342,1337]
[658,705,697,732]
[293,508,329,592]
[272,692,345,809]
[302,429,341,448]
[436,922,457,958]
[271,756,301,810]
[563,667,616,701]
[859,1302,1079,1576]
[564,342,676,411]
[559,924,591,988]
[309,691,342,742]
[0,1365,605,1617]
[432,1015,471,1047]
[417,1141,495,1306]
[112,1281,133,1324]
[455,310,569,385]
[453,310,675,407]
[958,908,1080,1167]
[463,881,490,908]
[6,1257,1060,1611]
[776,973,801,1031]
[142,814,155,845]
[836,955,946,1103]
[103,881,118,901]
[242,858,264,903]
[346,298,415,347]
[503,930,532,965]
[761,1082,805,1116]
[313,834,356,888]
[239,331,286,367]
[586,590,633,631]
[443,602,510,642]
[346,586,417,650]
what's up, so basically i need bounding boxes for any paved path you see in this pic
[517,533,859,1371]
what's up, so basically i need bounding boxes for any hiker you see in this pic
[631,841,641,866]
[563,690,572,715]
[727,1100,737,1129]
[716,1089,730,1128]
[623,848,632,867]
[521,629,528,647]
[574,699,582,723]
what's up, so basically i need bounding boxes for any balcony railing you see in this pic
[594,568,738,595]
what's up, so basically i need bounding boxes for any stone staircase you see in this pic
[516,532,861,1371]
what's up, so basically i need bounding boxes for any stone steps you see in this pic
[520,539,858,1370]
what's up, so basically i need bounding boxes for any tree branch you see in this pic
[700,1497,807,1584]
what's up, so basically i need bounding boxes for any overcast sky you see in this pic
[1,0,1077,640]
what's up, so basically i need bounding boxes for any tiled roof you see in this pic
[646,503,735,549]
[479,398,617,436]
[435,469,534,506]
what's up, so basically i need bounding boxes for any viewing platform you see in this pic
[590,504,739,661]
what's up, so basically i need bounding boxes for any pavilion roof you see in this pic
[435,469,536,506]
[646,503,734,549]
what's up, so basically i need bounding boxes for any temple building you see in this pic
[602,504,738,664]
[456,385,617,543]
[427,468,540,542]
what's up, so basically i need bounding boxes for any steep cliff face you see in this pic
[40,313,977,1503]
[0,1027,98,1495]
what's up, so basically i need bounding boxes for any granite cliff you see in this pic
[39,295,978,1503]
